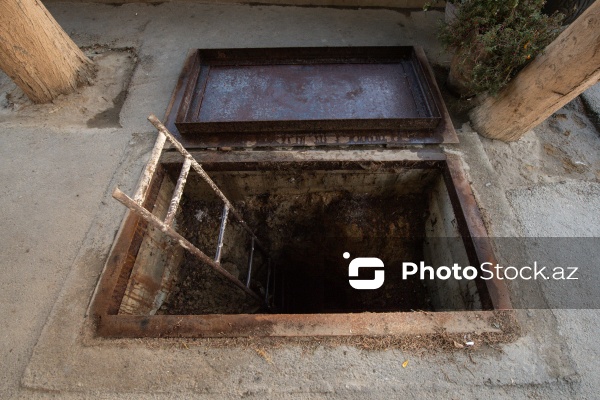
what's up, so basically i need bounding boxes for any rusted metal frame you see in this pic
[148,114,266,251]
[112,187,262,302]
[178,119,441,136]
[246,237,255,288]
[93,154,514,338]
[404,61,432,120]
[93,166,166,316]
[133,132,167,205]
[193,46,416,65]
[189,64,212,123]
[164,157,191,227]
[96,310,507,338]
[413,47,459,145]
[442,158,494,310]
[442,155,512,310]
[159,150,447,170]
[164,129,451,149]
[176,47,441,134]
[106,218,147,315]
[411,48,440,122]
[175,51,202,126]
[165,49,199,133]
[214,204,229,264]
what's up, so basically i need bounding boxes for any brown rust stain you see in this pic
[104,166,166,315]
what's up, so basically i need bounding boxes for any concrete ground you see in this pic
[1,2,599,398]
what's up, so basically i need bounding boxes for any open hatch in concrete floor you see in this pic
[91,149,512,338]
[91,46,510,339]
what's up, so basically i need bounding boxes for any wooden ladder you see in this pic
[112,115,270,304]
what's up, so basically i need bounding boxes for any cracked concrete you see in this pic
[1,2,600,398]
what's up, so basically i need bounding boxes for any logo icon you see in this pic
[345,252,385,290]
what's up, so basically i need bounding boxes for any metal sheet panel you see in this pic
[165,47,458,147]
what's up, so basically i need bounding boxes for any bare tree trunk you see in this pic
[470,1,600,142]
[0,0,95,103]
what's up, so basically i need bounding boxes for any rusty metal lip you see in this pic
[90,152,512,339]
[97,310,510,338]
[163,47,458,148]
[443,155,512,310]
[177,47,442,133]
[158,148,448,169]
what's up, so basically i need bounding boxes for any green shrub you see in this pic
[439,0,564,95]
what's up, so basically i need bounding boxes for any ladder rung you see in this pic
[265,258,272,306]
[133,131,167,205]
[112,188,261,302]
[214,204,230,263]
[148,115,266,253]
[164,157,192,226]
[245,237,255,288]
[113,115,272,304]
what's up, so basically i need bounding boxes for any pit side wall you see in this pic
[181,168,440,202]
[423,176,482,311]
[119,174,184,315]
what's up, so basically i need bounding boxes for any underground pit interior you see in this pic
[92,152,511,338]
[113,160,490,317]
[161,171,432,315]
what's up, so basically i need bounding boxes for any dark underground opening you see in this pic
[139,165,487,316]
[271,192,430,314]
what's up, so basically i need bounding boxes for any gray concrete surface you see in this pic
[581,82,600,129]
[0,2,599,399]
[507,181,600,400]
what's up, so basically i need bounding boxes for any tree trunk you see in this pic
[470,1,600,142]
[0,0,95,104]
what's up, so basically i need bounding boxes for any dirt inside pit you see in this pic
[159,189,433,315]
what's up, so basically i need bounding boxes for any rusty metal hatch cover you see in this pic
[164,47,457,148]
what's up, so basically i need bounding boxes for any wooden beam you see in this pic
[470,2,600,142]
[0,0,95,103]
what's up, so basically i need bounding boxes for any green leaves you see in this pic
[439,0,564,94]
